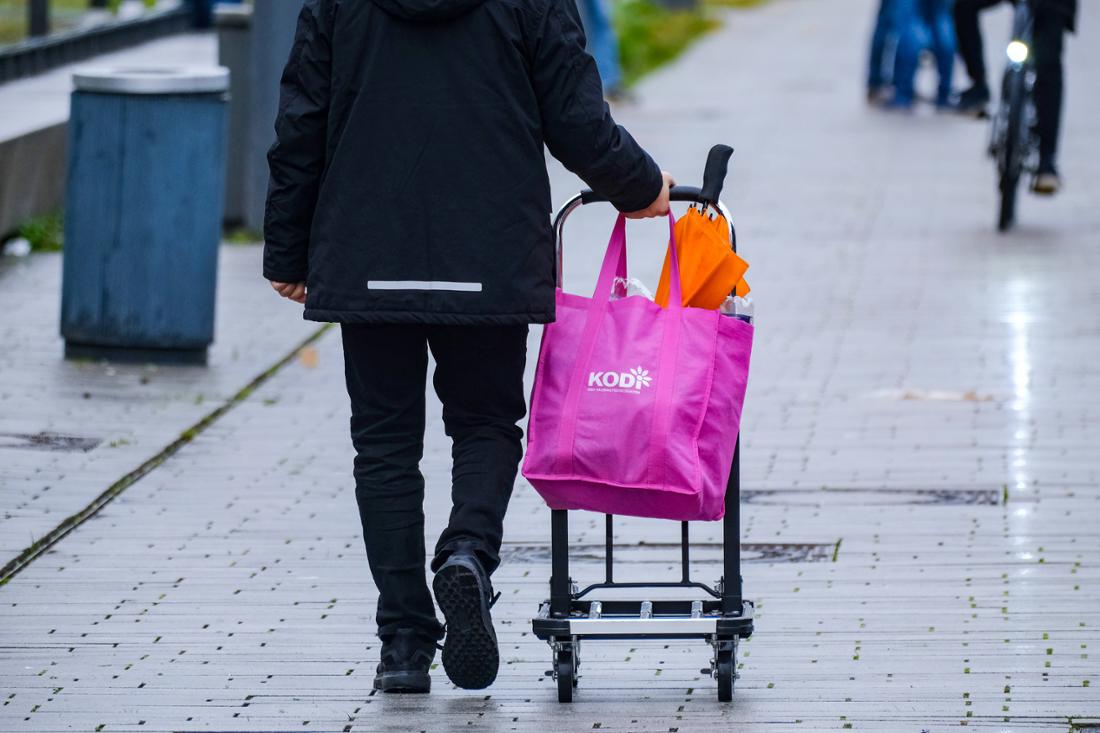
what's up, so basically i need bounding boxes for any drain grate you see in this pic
[742,487,1001,506]
[501,542,834,565]
[0,431,101,452]
[743,542,834,563]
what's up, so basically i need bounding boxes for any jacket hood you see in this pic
[370,0,488,22]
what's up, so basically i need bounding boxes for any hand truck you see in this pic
[531,145,754,702]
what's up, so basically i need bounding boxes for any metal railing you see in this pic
[1,0,211,84]
[27,0,51,38]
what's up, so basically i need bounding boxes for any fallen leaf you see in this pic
[298,346,319,369]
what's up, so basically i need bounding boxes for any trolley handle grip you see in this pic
[699,144,733,205]
[579,185,707,207]
[578,144,733,208]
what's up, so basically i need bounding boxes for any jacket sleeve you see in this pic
[263,0,332,283]
[528,0,663,212]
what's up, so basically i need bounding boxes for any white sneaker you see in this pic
[1032,172,1061,196]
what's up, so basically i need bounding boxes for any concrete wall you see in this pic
[0,123,66,237]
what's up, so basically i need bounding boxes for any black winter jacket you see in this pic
[1036,0,1077,31]
[1051,0,1077,31]
[263,0,662,324]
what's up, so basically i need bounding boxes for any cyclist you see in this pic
[952,0,1077,194]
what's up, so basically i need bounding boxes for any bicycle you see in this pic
[989,0,1040,231]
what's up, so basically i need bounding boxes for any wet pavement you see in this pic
[0,246,320,561]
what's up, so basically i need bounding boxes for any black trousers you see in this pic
[954,0,1067,166]
[340,323,528,643]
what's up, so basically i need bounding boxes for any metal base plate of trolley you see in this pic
[530,145,755,703]
[531,511,754,703]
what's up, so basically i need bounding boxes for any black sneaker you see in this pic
[432,551,501,690]
[952,84,991,118]
[372,628,435,694]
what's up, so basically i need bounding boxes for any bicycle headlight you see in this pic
[1006,40,1029,63]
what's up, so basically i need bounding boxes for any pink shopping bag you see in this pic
[522,213,753,521]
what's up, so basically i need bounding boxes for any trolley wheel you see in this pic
[716,646,735,702]
[555,648,575,703]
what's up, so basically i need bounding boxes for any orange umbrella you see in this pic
[656,208,749,310]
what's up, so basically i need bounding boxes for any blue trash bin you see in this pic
[61,66,229,365]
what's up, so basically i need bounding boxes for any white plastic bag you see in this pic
[610,277,655,301]
[720,295,754,323]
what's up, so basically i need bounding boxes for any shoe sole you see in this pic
[434,564,499,689]
[952,105,988,119]
[373,670,431,694]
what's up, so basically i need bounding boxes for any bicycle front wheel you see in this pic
[997,66,1026,231]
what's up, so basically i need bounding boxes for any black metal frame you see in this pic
[541,439,750,630]
[533,147,753,703]
[536,171,752,631]
[29,0,50,38]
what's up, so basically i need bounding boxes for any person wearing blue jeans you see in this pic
[867,0,898,102]
[892,0,956,108]
[576,0,624,97]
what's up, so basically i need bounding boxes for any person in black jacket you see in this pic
[952,0,1076,193]
[264,0,672,695]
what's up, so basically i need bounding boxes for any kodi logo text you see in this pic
[587,366,652,393]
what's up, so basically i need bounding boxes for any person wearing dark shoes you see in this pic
[952,0,1076,175]
[373,628,437,694]
[432,544,502,689]
[264,0,673,693]
[952,82,991,117]
[866,0,897,105]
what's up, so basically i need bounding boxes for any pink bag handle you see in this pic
[554,214,683,477]
[644,217,685,487]
[589,214,683,310]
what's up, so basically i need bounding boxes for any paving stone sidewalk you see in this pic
[2,0,1099,730]
[0,245,320,561]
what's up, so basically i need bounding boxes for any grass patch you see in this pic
[1,0,88,44]
[7,213,266,252]
[15,211,64,252]
[224,227,263,245]
[613,0,719,87]
[1,0,157,45]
